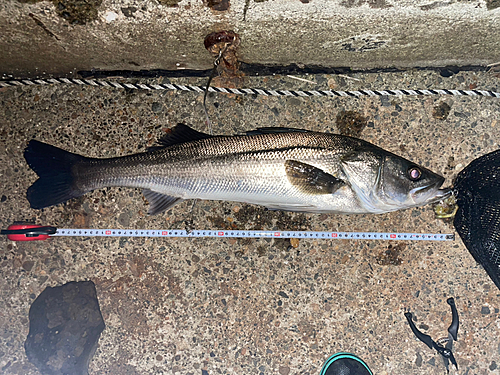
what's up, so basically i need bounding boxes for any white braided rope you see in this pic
[1,77,499,98]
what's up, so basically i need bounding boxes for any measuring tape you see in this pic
[1,224,454,242]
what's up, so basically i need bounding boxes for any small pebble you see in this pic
[152,102,163,112]
[415,352,422,367]
[278,291,289,298]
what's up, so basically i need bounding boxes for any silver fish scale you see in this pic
[75,132,366,212]
[165,145,342,205]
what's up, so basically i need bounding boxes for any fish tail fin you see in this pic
[24,140,87,209]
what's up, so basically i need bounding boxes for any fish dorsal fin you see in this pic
[246,127,312,136]
[148,124,213,151]
[143,189,184,215]
[285,160,345,195]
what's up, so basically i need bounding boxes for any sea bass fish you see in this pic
[24,124,450,215]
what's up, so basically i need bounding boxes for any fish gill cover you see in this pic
[453,149,500,290]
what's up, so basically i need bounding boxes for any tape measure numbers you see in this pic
[1,224,454,241]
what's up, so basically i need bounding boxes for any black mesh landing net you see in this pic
[453,149,500,290]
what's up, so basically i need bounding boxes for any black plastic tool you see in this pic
[404,297,459,373]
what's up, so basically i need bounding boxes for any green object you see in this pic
[320,352,373,375]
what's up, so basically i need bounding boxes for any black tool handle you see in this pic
[0,226,57,236]
[447,297,459,341]
[404,312,435,350]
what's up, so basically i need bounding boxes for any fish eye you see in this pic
[408,167,422,181]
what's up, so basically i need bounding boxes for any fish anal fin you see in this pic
[285,160,345,195]
[147,124,213,151]
[143,189,183,215]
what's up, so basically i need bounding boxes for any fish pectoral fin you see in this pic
[147,124,213,151]
[285,160,345,195]
[143,189,184,215]
[245,127,312,136]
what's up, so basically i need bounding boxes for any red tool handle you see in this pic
[2,224,56,241]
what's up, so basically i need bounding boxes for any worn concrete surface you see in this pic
[1,70,500,375]
[1,0,500,78]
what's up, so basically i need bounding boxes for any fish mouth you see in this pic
[410,179,452,205]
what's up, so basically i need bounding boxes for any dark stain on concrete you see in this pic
[341,36,387,52]
[233,205,310,231]
[336,110,367,137]
[121,6,138,17]
[376,243,405,265]
[341,0,392,8]
[243,0,251,20]
[432,102,452,120]
[158,0,182,6]
[54,0,102,24]
[420,1,451,11]
[208,215,236,230]
[446,155,456,170]
[55,196,92,227]
[207,0,230,11]
[487,0,500,9]
[19,0,102,24]
[29,12,61,40]
[257,245,267,256]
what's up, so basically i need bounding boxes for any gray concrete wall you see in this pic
[1,0,500,77]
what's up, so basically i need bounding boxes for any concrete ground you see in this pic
[1,69,500,375]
